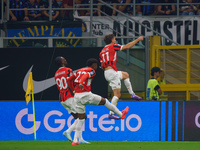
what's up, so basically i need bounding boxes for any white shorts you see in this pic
[61,97,77,114]
[104,69,122,90]
[74,92,102,113]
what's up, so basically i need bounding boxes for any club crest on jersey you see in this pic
[90,72,95,76]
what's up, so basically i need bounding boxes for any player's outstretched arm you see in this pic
[121,36,143,50]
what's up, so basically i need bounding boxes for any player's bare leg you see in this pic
[99,97,129,120]
[72,114,90,145]
[109,89,121,119]
[63,113,78,142]
[121,71,142,100]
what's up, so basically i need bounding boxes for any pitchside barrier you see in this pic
[151,36,200,101]
[0,101,200,141]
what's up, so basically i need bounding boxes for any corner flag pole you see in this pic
[25,72,37,141]
[32,92,37,141]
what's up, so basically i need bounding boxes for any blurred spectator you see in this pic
[36,0,46,6]
[81,0,98,16]
[195,0,200,15]
[126,0,142,16]
[56,0,63,7]
[180,0,197,16]
[178,0,186,15]
[136,0,158,16]
[24,0,43,21]
[73,0,85,16]
[35,0,46,18]
[112,0,131,16]
[97,0,118,16]
[62,0,74,20]
[9,0,27,21]
[0,2,1,20]
[157,0,176,15]
[0,0,6,21]
[43,0,61,21]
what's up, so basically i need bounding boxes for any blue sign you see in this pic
[5,21,82,47]
[7,27,82,37]
[0,101,160,141]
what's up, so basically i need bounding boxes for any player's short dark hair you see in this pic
[86,58,98,67]
[151,67,161,76]
[104,34,115,45]
[55,56,63,67]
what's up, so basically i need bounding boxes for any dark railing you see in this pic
[1,0,200,23]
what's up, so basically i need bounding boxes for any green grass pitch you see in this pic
[0,141,200,150]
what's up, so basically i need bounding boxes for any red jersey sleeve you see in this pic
[79,73,89,85]
[113,44,122,51]
[67,73,76,91]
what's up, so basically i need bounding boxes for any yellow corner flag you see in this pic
[25,72,37,141]
[25,72,34,105]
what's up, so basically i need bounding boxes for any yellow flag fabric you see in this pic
[25,72,34,105]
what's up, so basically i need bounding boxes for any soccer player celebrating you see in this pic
[67,58,129,145]
[99,34,143,119]
[54,56,89,144]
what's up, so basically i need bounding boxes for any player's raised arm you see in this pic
[121,36,144,50]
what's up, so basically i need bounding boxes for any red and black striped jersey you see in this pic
[68,67,96,93]
[99,43,123,71]
[54,67,73,102]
